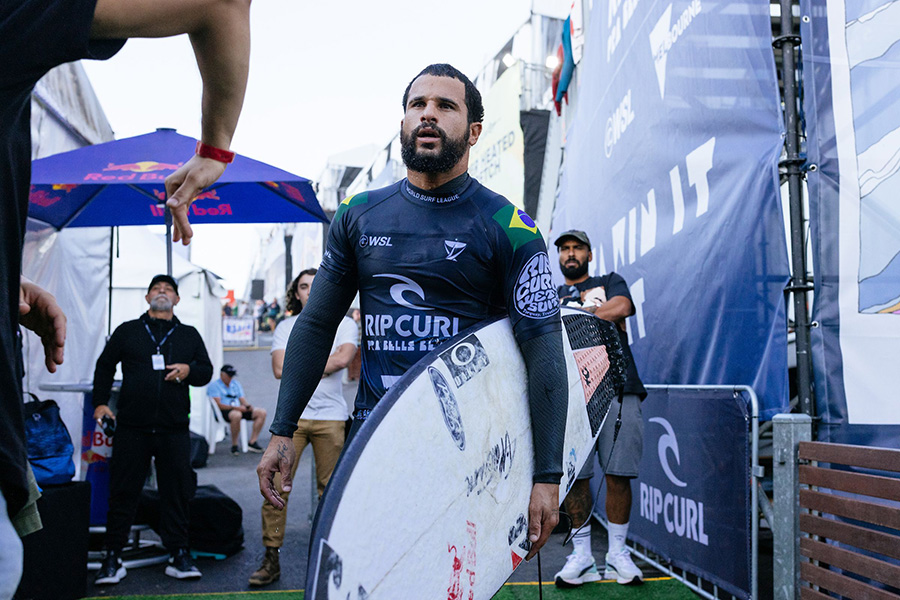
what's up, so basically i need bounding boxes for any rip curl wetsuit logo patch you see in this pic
[514,252,560,319]
[428,366,465,451]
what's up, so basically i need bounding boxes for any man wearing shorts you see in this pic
[208,365,266,454]
[553,230,647,587]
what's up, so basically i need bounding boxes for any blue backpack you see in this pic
[23,394,75,485]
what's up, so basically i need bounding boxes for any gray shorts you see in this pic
[577,393,643,479]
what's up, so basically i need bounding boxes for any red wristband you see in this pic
[195,141,235,164]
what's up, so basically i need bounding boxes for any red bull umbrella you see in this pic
[29,128,328,229]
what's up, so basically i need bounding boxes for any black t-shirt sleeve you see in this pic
[602,272,636,316]
[2,0,125,87]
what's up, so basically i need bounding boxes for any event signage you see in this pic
[552,0,790,418]
[223,317,256,347]
[469,67,525,209]
[801,0,900,446]
[590,388,752,598]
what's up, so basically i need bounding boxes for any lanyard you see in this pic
[143,321,178,353]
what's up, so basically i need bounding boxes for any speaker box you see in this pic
[250,279,265,301]
[16,481,90,600]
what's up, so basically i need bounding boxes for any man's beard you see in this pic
[400,123,468,174]
[560,260,589,280]
[150,295,174,312]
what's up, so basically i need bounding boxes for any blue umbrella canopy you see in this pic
[28,128,328,228]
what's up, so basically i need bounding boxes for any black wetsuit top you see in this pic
[271,174,568,482]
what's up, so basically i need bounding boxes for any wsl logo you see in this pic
[639,417,709,546]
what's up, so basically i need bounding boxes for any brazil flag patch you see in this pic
[492,205,542,251]
[334,192,369,221]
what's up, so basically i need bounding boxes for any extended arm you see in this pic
[91,0,251,244]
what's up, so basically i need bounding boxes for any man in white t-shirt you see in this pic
[248,268,358,587]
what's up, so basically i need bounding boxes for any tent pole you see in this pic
[776,0,815,419]
[165,204,173,276]
[108,227,114,337]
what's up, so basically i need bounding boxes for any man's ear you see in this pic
[173,295,181,307]
[468,122,483,147]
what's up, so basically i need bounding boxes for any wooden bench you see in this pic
[797,441,900,599]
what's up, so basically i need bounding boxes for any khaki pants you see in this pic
[261,419,345,548]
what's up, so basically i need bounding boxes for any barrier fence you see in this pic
[591,384,761,600]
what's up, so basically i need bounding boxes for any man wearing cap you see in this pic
[91,274,213,585]
[208,364,266,455]
[552,230,647,588]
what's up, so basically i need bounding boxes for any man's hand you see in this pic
[164,154,227,245]
[257,435,295,510]
[93,405,115,425]
[525,482,559,561]
[165,363,191,383]
[19,278,66,373]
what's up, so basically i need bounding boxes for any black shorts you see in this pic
[221,407,253,421]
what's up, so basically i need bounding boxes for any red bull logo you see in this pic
[149,200,232,218]
[30,188,62,207]
[85,161,183,182]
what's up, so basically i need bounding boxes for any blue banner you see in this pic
[801,0,900,446]
[551,0,789,419]
[590,388,752,598]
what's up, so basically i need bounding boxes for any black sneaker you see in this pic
[247,441,263,453]
[165,548,202,579]
[231,445,240,455]
[94,550,126,585]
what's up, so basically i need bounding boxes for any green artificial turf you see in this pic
[84,576,696,600]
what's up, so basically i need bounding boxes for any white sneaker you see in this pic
[554,552,602,588]
[604,547,644,585]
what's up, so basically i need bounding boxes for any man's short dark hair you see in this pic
[285,268,318,315]
[402,64,484,125]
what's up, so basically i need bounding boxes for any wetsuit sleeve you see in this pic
[269,276,358,437]
[92,325,124,408]
[316,197,360,286]
[187,331,213,386]
[489,205,567,484]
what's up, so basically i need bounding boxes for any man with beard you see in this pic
[92,274,213,584]
[553,230,647,587]
[257,63,568,561]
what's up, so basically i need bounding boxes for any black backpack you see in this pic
[137,484,243,556]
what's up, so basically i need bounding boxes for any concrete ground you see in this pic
[84,334,656,596]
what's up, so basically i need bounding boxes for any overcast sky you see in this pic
[82,0,567,295]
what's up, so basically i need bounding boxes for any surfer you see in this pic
[257,63,569,561]
[553,230,647,587]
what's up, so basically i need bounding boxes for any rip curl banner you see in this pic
[550,0,790,419]
[801,0,900,446]
[590,388,752,598]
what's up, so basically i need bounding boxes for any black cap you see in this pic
[221,364,237,376]
[553,229,591,247]
[148,274,179,295]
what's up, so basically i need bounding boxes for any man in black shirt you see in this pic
[92,275,213,584]
[553,230,647,588]
[257,64,568,560]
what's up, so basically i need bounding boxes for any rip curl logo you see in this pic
[373,273,431,311]
[514,253,559,319]
[649,417,687,487]
[429,367,465,451]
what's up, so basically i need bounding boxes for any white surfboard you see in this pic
[307,306,625,599]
